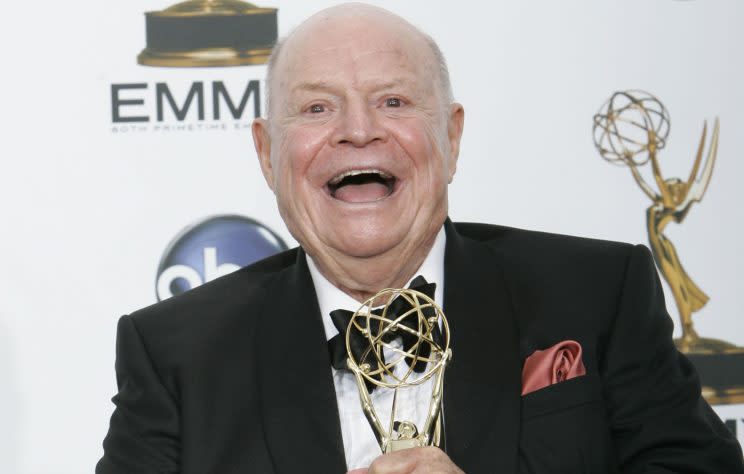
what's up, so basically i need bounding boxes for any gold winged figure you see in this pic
[593,91,734,353]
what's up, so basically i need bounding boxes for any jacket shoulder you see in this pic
[453,221,636,259]
[131,247,298,323]
[453,221,643,311]
[122,247,300,365]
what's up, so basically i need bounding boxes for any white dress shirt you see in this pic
[306,227,446,470]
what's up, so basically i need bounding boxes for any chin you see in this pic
[330,218,409,259]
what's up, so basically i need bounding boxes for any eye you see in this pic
[308,104,325,113]
[385,97,402,107]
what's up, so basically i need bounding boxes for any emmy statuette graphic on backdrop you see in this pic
[345,288,451,452]
[138,0,278,67]
[593,90,744,404]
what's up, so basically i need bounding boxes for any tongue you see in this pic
[334,182,390,203]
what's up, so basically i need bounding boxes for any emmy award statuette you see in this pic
[345,288,451,453]
[593,90,744,404]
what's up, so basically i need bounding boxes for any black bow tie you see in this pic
[327,276,440,392]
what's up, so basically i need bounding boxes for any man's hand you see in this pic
[347,447,464,474]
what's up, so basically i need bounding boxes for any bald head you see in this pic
[264,3,453,119]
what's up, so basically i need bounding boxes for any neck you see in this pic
[308,232,439,303]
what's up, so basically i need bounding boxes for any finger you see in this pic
[367,447,463,474]
[411,447,463,474]
[346,469,368,474]
[367,448,416,474]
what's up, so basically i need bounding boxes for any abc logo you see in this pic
[156,215,287,301]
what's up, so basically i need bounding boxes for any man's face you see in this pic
[253,14,464,263]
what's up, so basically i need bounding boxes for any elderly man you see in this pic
[97,3,743,474]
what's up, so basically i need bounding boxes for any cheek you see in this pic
[393,119,448,180]
[277,126,330,190]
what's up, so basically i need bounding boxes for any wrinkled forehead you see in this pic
[290,42,424,86]
[271,13,439,102]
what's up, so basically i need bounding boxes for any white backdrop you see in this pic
[1,1,742,472]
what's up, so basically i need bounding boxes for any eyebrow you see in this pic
[291,77,412,95]
[292,81,338,93]
[367,78,410,94]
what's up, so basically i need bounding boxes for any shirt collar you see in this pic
[306,226,447,341]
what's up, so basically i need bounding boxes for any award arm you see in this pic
[602,245,743,473]
[96,314,180,474]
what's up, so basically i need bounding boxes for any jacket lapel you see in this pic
[256,250,347,474]
[443,221,522,473]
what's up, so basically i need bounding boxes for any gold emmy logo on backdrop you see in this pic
[138,0,277,67]
[345,288,451,452]
[593,90,744,404]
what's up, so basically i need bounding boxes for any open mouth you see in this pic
[327,169,397,203]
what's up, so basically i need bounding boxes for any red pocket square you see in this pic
[521,340,586,395]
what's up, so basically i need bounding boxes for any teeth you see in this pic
[328,169,393,186]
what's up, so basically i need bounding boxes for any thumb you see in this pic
[347,470,368,474]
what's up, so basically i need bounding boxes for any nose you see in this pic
[331,99,387,147]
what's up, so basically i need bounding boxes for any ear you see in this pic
[252,118,275,191]
[446,103,465,183]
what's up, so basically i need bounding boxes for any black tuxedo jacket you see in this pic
[97,221,743,474]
